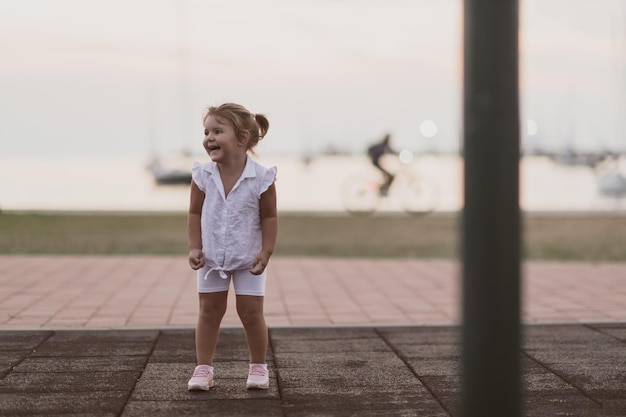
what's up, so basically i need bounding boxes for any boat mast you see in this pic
[177,0,192,156]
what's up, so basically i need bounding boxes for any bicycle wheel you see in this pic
[340,175,381,215]
[402,176,438,216]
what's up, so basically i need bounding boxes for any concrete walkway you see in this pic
[0,256,625,416]
[0,324,625,416]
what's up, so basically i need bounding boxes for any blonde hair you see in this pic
[203,103,269,151]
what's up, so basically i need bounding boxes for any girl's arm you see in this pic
[251,182,278,275]
[188,181,205,270]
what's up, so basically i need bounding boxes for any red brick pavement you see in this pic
[0,256,625,329]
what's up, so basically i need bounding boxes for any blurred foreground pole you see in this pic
[461,0,521,416]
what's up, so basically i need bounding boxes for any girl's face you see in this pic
[203,115,247,163]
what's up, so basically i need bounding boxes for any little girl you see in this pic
[186,103,277,391]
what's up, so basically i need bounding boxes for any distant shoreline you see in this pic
[3,209,626,217]
[1,154,625,212]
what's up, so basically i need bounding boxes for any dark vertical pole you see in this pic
[461,0,521,416]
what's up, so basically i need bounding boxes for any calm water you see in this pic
[1,154,625,213]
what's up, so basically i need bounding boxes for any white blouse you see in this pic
[192,156,277,278]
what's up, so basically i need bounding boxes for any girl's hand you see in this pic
[250,250,271,275]
[189,248,205,270]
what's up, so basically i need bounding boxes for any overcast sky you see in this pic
[1,0,625,157]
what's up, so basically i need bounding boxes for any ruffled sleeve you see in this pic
[258,166,277,198]
[191,162,207,192]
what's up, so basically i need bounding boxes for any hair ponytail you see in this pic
[254,114,270,141]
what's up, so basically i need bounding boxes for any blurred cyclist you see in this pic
[367,133,398,196]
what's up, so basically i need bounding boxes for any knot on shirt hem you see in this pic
[203,266,230,280]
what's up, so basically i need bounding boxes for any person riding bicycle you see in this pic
[367,133,398,196]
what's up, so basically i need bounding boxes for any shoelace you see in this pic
[192,368,211,378]
[249,365,267,376]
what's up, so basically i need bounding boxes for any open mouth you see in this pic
[207,145,220,152]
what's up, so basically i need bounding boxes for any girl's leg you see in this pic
[236,295,267,363]
[195,291,228,365]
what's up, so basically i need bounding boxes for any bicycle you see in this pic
[340,152,439,216]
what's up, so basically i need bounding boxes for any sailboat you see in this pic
[596,152,626,197]
[147,152,193,185]
[148,0,195,186]
[597,6,626,197]
[598,169,626,197]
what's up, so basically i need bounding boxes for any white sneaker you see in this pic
[187,365,214,391]
[246,363,269,390]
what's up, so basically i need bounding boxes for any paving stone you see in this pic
[31,341,154,357]
[139,362,194,380]
[525,345,608,362]
[0,351,30,376]
[141,361,273,381]
[389,343,460,360]
[0,371,140,393]
[379,326,461,345]
[522,394,603,417]
[419,374,461,414]
[524,324,614,347]
[280,391,447,416]
[130,377,279,401]
[404,358,460,377]
[521,355,553,374]
[9,414,117,417]
[147,332,196,362]
[599,399,626,415]
[11,356,147,373]
[589,323,626,342]
[283,404,451,417]
[121,399,283,417]
[269,327,379,341]
[277,364,422,394]
[0,325,624,416]
[0,391,129,415]
[271,338,390,354]
[46,330,158,344]
[148,347,197,363]
[0,331,52,351]
[523,372,582,396]
[149,332,257,363]
[273,351,405,369]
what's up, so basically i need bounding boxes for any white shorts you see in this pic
[196,266,267,296]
